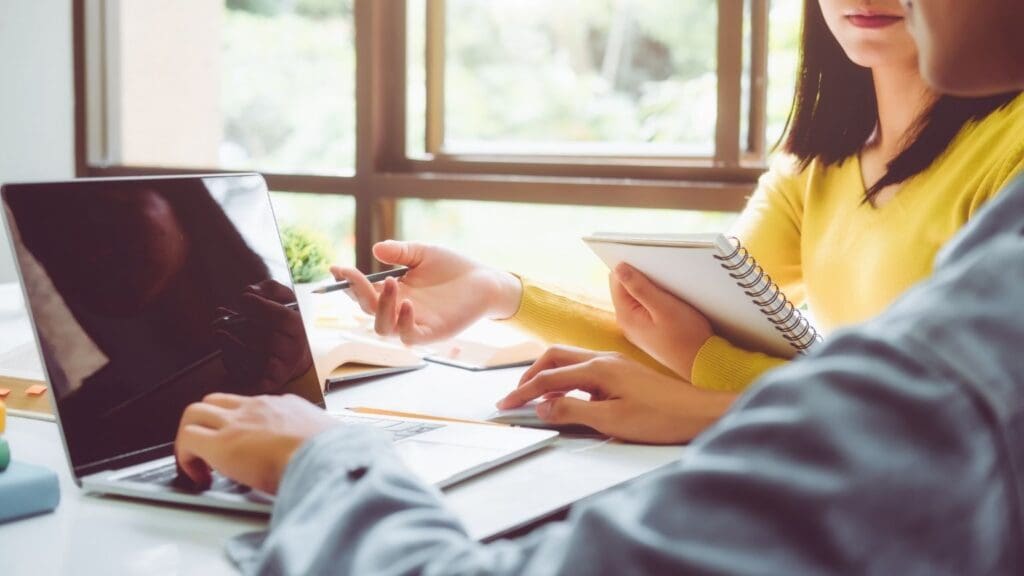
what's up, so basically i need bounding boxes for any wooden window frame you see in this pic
[74,0,771,272]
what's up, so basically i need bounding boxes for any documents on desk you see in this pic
[314,293,546,371]
[0,342,44,383]
[0,287,50,420]
[310,330,427,388]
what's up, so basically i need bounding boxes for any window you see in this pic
[767,0,801,146]
[92,0,356,173]
[271,192,356,267]
[431,0,719,156]
[77,0,800,291]
[398,199,736,299]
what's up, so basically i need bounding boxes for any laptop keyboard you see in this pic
[123,463,251,494]
[124,417,443,492]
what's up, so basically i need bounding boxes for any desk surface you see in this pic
[0,285,682,576]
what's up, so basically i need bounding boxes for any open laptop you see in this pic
[1,174,557,513]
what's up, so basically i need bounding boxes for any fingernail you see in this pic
[495,397,510,409]
[537,401,552,419]
[616,264,633,281]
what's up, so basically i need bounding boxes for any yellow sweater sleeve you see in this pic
[506,156,808,392]
[503,277,676,377]
[506,276,789,391]
[688,155,807,392]
[691,337,789,391]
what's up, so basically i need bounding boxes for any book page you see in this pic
[311,289,545,371]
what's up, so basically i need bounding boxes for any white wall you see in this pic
[0,0,75,283]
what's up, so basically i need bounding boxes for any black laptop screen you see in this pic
[2,175,324,475]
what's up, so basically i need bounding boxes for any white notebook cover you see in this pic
[584,232,811,359]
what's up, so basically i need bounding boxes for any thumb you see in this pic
[537,397,612,430]
[614,263,672,317]
[373,240,427,268]
[608,271,642,315]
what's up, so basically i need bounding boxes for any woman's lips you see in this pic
[846,14,904,28]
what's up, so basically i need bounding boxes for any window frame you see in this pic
[73,0,771,272]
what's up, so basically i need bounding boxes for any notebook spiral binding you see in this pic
[714,238,822,354]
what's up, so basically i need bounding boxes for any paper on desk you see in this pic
[0,341,44,382]
[312,291,546,369]
[0,283,45,382]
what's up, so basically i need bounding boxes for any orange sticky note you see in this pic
[25,384,48,396]
[0,388,10,398]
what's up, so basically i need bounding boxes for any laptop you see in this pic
[1,174,557,513]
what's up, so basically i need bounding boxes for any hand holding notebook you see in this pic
[584,233,820,359]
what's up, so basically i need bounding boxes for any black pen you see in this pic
[312,266,409,294]
[212,302,300,329]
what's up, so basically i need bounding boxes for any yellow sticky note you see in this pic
[0,398,6,434]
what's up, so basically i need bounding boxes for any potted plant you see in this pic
[281,225,335,317]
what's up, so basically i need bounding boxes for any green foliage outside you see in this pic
[227,0,351,19]
[442,0,719,149]
[281,225,335,283]
[221,7,355,173]
[223,1,803,290]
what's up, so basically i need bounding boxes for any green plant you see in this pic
[281,225,335,283]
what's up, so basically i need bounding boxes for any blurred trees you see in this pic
[222,1,802,288]
[443,0,719,149]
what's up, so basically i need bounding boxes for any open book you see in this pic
[311,297,547,373]
[422,324,547,371]
[310,332,427,388]
[584,232,821,358]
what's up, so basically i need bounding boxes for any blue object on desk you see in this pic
[0,460,60,524]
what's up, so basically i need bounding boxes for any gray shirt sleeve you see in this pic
[228,177,1024,576]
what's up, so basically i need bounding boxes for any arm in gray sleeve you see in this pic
[229,184,1024,575]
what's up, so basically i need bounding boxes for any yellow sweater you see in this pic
[507,93,1024,391]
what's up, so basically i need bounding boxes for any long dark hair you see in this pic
[781,0,1019,201]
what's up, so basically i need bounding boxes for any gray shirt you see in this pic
[228,174,1024,575]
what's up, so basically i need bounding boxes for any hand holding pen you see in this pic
[312,266,409,294]
[328,240,521,346]
[212,268,409,327]
[214,280,312,393]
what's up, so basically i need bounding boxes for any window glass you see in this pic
[397,199,737,300]
[767,0,801,148]
[270,191,356,269]
[440,0,719,156]
[407,0,428,157]
[113,1,356,174]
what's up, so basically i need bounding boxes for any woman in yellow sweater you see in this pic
[333,0,1024,442]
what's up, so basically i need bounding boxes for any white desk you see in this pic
[0,285,683,575]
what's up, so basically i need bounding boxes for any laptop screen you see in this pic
[2,175,325,476]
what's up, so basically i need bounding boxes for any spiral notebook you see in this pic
[584,233,821,359]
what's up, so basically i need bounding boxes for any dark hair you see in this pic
[781,0,1020,201]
